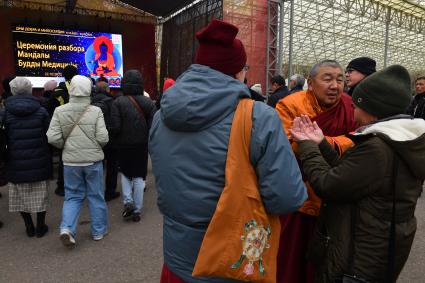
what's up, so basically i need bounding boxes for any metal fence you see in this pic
[160,0,223,89]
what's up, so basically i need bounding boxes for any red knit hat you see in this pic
[195,19,247,76]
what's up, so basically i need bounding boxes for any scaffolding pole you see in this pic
[278,0,284,77]
[384,6,391,68]
[288,0,294,79]
[266,1,271,95]
[266,0,282,96]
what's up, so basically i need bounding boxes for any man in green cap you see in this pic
[289,65,425,283]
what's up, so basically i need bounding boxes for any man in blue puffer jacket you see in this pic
[149,20,307,283]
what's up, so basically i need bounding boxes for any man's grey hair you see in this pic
[290,74,305,88]
[309,60,343,78]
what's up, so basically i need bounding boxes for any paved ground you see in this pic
[398,193,425,283]
[0,165,163,283]
[0,162,423,282]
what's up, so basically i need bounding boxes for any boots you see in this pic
[20,212,35,237]
[20,211,48,238]
[36,211,48,238]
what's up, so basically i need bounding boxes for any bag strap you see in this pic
[64,105,90,143]
[127,96,146,121]
[347,203,358,274]
[387,154,398,283]
[237,99,254,150]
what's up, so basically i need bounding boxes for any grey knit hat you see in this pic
[352,65,412,119]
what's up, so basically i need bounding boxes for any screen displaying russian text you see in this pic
[13,26,124,88]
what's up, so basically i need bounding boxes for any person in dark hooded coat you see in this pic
[1,77,51,238]
[92,81,120,201]
[267,75,289,108]
[110,70,156,222]
[290,65,425,283]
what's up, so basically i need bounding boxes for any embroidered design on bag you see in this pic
[230,220,271,276]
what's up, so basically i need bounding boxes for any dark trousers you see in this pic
[0,161,7,187]
[104,147,118,198]
[56,152,64,193]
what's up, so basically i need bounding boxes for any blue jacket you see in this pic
[1,95,51,183]
[149,64,307,283]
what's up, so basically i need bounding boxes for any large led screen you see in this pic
[12,26,124,88]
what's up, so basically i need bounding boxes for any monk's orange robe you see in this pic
[276,90,354,216]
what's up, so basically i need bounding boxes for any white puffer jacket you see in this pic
[47,75,108,163]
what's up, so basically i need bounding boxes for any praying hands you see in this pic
[289,114,325,144]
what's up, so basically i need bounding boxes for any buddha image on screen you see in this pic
[90,36,119,76]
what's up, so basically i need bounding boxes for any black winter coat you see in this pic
[1,95,51,183]
[110,94,156,177]
[267,86,289,108]
[406,92,425,119]
[347,83,358,97]
[91,91,115,131]
[40,90,58,117]
[298,117,425,283]
[249,88,265,102]
[289,85,304,94]
[110,95,156,147]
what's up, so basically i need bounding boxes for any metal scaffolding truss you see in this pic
[0,0,155,23]
[282,0,425,77]
[267,0,284,92]
[160,0,222,87]
[223,0,280,93]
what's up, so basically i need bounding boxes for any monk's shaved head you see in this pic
[309,60,343,79]
[308,61,344,108]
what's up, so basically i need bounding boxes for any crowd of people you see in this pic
[0,18,425,283]
[0,66,156,245]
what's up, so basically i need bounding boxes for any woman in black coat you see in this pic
[110,70,156,222]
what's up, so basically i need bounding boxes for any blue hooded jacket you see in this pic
[149,64,306,282]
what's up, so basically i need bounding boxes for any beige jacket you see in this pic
[47,75,108,163]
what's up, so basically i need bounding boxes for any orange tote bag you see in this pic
[192,99,280,283]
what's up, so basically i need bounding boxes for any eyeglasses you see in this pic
[345,68,354,74]
[243,65,250,71]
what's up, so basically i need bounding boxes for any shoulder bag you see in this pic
[192,99,280,283]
